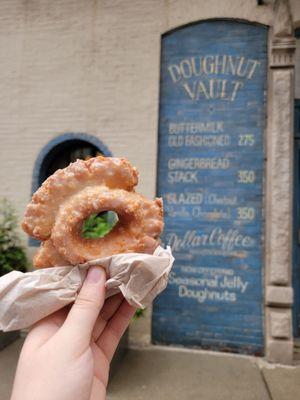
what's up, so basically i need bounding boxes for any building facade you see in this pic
[1,0,300,364]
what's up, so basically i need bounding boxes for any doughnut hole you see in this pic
[82,211,119,239]
[51,187,163,264]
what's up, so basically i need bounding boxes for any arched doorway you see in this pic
[31,132,112,193]
[29,133,112,246]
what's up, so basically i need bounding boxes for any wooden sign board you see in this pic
[152,20,268,355]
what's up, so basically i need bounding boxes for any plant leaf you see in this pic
[82,211,119,239]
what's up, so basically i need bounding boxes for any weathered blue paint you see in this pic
[152,20,268,355]
[29,132,112,247]
[293,100,300,337]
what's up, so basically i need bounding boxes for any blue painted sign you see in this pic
[152,21,268,355]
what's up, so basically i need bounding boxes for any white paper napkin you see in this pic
[0,246,174,332]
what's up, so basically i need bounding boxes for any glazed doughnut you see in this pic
[23,156,164,268]
[22,157,138,241]
[33,239,68,268]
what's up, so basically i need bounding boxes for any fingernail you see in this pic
[86,266,105,283]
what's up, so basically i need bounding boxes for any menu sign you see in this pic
[152,21,267,355]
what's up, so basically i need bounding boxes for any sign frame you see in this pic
[152,19,268,355]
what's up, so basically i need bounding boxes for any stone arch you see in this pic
[29,132,112,246]
[31,132,112,193]
[161,17,269,37]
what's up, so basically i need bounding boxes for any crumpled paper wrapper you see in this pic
[0,246,174,332]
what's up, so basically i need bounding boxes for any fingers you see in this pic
[59,266,106,349]
[89,376,106,400]
[23,307,70,351]
[92,293,124,341]
[97,300,136,362]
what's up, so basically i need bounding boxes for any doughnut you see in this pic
[33,239,68,268]
[22,156,164,268]
[22,157,138,241]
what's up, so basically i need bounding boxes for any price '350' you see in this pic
[238,170,255,183]
[237,207,255,220]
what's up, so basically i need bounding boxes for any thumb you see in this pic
[60,266,106,348]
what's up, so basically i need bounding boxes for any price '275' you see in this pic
[238,170,255,183]
[238,134,255,146]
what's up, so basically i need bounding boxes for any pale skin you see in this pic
[10,266,136,400]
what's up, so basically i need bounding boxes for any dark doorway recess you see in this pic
[29,132,112,246]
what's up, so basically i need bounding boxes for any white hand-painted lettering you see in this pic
[166,228,255,252]
[168,134,230,148]
[165,192,204,205]
[169,270,249,304]
[179,286,237,303]
[206,193,238,206]
[168,121,224,134]
[168,55,261,102]
[168,158,229,170]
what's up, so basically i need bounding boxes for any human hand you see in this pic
[10,266,136,400]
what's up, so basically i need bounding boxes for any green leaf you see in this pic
[0,197,28,276]
[82,211,119,239]
[133,308,146,320]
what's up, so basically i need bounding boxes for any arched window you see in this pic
[30,133,112,246]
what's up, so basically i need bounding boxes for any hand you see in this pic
[10,266,135,400]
